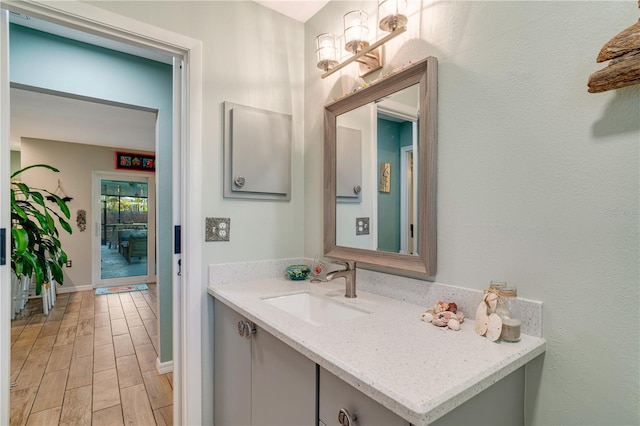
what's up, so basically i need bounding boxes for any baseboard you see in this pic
[56,284,94,294]
[156,358,173,374]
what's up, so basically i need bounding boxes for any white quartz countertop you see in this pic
[208,278,546,425]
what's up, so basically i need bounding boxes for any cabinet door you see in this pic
[223,102,292,200]
[214,300,252,426]
[429,367,524,426]
[319,367,408,426]
[251,328,316,425]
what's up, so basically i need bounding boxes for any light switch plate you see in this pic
[356,217,370,235]
[206,217,231,242]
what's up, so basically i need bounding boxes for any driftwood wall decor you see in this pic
[588,4,640,93]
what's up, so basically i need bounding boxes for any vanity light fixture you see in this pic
[378,0,408,32]
[317,3,407,79]
[344,10,370,54]
[316,33,339,72]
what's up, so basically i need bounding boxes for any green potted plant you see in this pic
[11,164,72,295]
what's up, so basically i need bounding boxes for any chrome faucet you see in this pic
[325,261,357,298]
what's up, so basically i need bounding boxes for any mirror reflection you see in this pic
[336,84,420,255]
[324,56,437,277]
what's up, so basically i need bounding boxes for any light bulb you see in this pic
[316,33,339,71]
[344,10,370,54]
[378,0,407,32]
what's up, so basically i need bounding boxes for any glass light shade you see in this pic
[344,10,370,54]
[316,33,339,71]
[378,0,408,32]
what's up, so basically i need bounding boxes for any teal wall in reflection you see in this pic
[377,118,412,252]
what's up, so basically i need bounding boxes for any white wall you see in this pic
[19,138,155,290]
[335,104,375,249]
[306,1,639,425]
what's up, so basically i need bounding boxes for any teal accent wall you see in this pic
[10,24,174,363]
[377,118,413,253]
[377,118,401,252]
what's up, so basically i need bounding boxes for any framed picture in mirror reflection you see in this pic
[379,162,391,193]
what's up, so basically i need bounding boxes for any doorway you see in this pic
[376,90,419,256]
[0,3,204,424]
[376,116,418,254]
[95,173,156,286]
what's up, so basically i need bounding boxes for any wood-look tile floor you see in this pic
[10,285,173,425]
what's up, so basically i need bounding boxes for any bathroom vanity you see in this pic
[209,277,545,425]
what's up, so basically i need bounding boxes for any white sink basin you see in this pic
[263,292,369,326]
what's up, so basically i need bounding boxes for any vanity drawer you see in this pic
[318,367,409,426]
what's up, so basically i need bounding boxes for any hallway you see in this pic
[9,285,173,425]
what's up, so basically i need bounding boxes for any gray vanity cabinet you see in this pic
[318,367,409,426]
[429,367,525,426]
[214,299,251,425]
[319,365,525,426]
[214,299,315,425]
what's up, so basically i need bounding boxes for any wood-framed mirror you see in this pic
[324,57,438,277]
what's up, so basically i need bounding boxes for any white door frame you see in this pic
[0,2,203,425]
[0,10,12,423]
[92,170,157,288]
[399,145,412,254]
[399,136,418,255]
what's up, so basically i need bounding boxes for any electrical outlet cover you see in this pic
[206,217,231,242]
[356,217,370,235]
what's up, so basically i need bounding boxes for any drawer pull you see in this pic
[237,320,256,338]
[338,408,357,426]
[244,321,256,337]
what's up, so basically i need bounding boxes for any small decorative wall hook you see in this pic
[46,179,73,203]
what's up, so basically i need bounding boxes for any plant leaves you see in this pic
[15,182,30,198]
[10,164,72,287]
[49,262,64,284]
[21,251,43,286]
[46,193,71,219]
[58,218,73,234]
[11,227,29,253]
[11,163,60,179]
[11,204,27,220]
[46,213,55,232]
[14,261,23,277]
[33,211,50,233]
[31,191,45,206]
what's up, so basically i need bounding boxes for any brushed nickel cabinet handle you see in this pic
[338,408,357,426]
[237,320,256,338]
